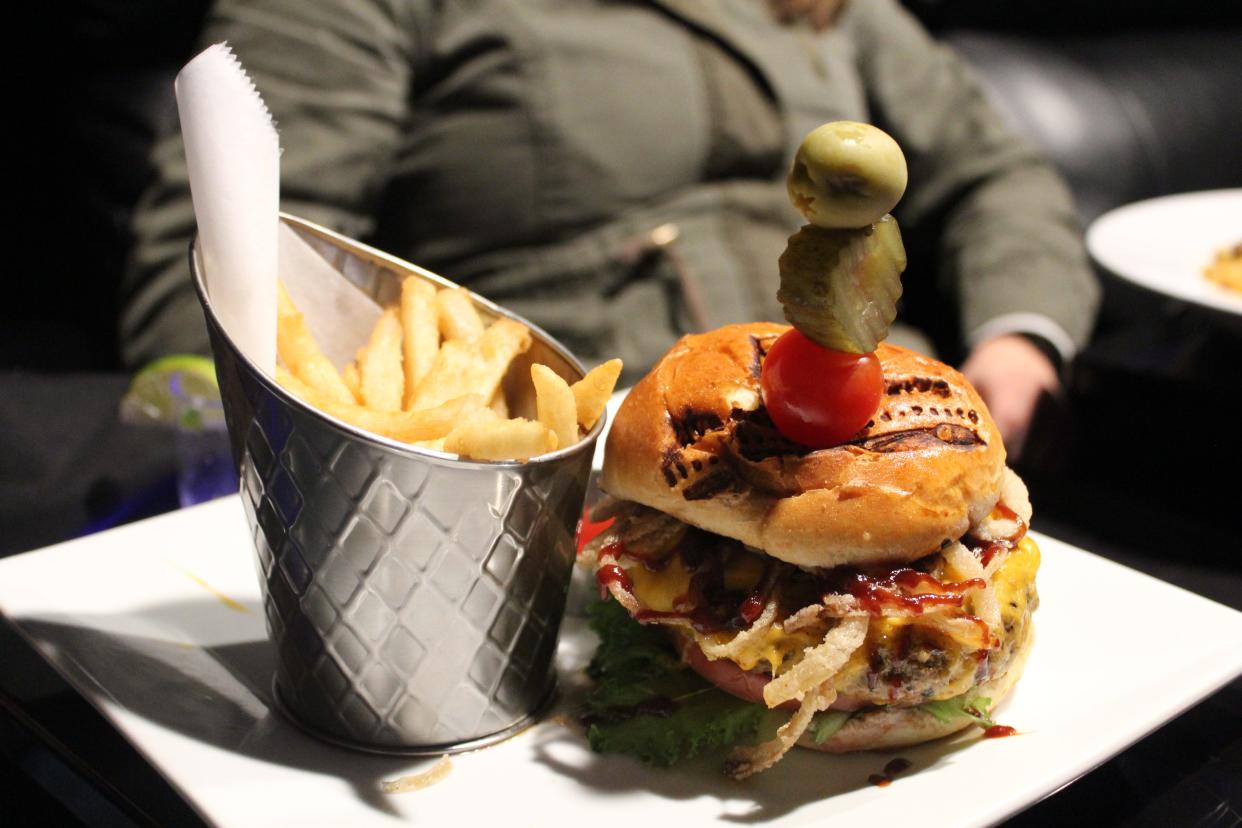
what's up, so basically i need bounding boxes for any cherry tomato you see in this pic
[760,329,883,448]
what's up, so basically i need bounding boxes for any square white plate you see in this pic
[1086,188,1242,320]
[2,497,1240,828]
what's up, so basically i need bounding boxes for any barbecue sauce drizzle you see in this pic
[869,757,913,787]
[974,502,1027,567]
[846,569,985,614]
[599,530,992,637]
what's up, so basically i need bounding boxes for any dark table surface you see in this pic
[2,368,1240,827]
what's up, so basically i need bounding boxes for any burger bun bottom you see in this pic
[798,625,1033,753]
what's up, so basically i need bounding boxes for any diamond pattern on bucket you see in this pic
[198,217,598,753]
[223,377,590,749]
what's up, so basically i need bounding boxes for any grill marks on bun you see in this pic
[601,323,1008,568]
[663,408,986,498]
[855,423,983,452]
[658,335,991,500]
[867,370,982,435]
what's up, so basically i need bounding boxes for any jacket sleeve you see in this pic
[844,0,1099,361]
[121,0,425,368]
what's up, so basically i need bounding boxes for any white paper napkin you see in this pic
[276,224,381,367]
[176,43,280,372]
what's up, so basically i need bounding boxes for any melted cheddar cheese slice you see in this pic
[620,535,1040,690]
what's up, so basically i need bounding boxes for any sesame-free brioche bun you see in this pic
[600,323,1007,569]
[798,624,1033,753]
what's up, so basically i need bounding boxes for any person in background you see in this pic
[123,0,1097,460]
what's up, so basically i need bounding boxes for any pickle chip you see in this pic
[777,216,907,354]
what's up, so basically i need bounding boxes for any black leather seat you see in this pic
[945,29,1242,225]
[9,1,210,371]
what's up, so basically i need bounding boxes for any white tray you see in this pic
[2,497,1241,827]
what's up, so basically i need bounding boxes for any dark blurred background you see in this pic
[12,0,1242,569]
[11,0,1242,371]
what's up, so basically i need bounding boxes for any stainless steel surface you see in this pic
[190,215,601,752]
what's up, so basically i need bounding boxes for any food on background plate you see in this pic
[275,278,620,461]
[1204,241,1242,293]
[578,121,1038,779]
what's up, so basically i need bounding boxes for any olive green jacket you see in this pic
[123,0,1098,382]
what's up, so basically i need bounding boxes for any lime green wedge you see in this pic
[120,355,225,431]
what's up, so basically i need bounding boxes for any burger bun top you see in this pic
[600,323,1007,568]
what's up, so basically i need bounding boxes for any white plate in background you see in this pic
[1,498,1241,828]
[1087,189,1242,319]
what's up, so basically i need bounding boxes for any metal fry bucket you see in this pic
[191,214,601,754]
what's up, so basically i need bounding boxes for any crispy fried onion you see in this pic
[725,685,837,780]
[976,468,1031,543]
[595,557,656,624]
[763,616,868,708]
[578,527,610,569]
[915,613,994,650]
[788,588,993,650]
[725,614,870,777]
[381,755,452,793]
[617,509,687,561]
[582,502,686,567]
[698,599,778,660]
[598,572,644,616]
[780,602,827,633]
[942,541,1001,636]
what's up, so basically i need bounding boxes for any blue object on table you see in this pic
[169,370,237,508]
[174,424,237,507]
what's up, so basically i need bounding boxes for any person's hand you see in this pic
[960,334,1060,462]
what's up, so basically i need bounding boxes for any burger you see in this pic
[579,322,1038,777]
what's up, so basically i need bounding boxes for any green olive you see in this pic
[787,121,908,229]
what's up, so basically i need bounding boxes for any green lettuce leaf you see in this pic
[919,692,995,729]
[582,600,785,766]
[807,710,850,744]
[582,601,1004,764]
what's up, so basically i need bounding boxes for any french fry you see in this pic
[279,272,619,464]
[400,277,438,407]
[444,410,558,461]
[359,308,404,412]
[531,364,578,449]
[277,366,484,442]
[276,282,356,406]
[342,361,363,403]
[436,287,486,342]
[570,358,623,429]
[413,318,532,410]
